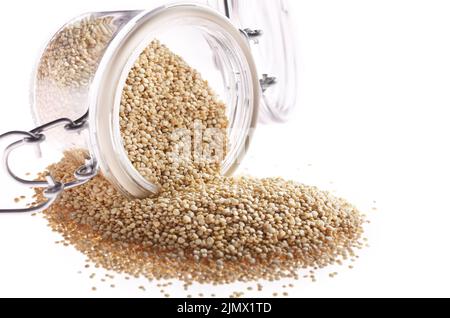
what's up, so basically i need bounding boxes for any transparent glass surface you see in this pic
[30,4,259,198]
[208,0,298,123]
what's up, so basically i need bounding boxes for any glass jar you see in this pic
[1,0,297,212]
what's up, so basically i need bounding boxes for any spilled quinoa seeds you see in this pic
[34,150,365,285]
[32,36,367,289]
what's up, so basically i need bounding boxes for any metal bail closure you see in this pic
[209,0,299,123]
[0,112,99,214]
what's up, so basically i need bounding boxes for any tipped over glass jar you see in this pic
[0,0,298,213]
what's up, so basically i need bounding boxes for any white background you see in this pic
[1,0,450,298]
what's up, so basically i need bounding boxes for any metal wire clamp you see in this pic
[0,112,98,214]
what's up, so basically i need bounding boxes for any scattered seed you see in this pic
[35,151,366,285]
[32,28,367,292]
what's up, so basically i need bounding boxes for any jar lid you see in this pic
[208,0,298,123]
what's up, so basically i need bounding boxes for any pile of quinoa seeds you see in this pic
[34,37,367,290]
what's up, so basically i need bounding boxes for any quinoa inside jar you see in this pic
[32,5,260,198]
[119,39,230,193]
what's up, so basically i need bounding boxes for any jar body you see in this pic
[31,4,260,198]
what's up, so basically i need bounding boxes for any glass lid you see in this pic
[208,0,298,123]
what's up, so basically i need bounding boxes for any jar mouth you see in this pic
[89,4,260,198]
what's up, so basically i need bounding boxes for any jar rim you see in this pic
[88,4,260,198]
